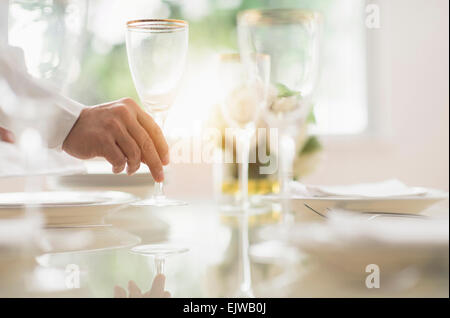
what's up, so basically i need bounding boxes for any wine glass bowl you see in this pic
[238,9,322,126]
[126,19,188,114]
[218,53,270,131]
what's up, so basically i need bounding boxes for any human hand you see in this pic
[0,127,14,143]
[114,274,171,298]
[62,98,169,182]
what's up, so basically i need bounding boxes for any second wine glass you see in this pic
[126,19,188,207]
[217,53,270,297]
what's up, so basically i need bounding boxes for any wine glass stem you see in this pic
[154,256,165,275]
[151,112,167,200]
[279,131,295,225]
[237,131,252,295]
[238,134,250,208]
[153,181,165,198]
[238,210,252,294]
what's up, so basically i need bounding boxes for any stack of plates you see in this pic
[48,160,170,244]
[0,190,142,258]
[0,191,137,227]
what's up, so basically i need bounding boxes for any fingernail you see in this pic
[113,164,125,174]
[126,166,133,176]
[156,170,164,182]
[162,152,170,165]
[6,131,14,143]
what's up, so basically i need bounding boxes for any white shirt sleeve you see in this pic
[0,43,86,149]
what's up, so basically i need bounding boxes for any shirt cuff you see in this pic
[47,95,86,150]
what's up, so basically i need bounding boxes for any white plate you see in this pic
[262,189,448,220]
[0,191,137,227]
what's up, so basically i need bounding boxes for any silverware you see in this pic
[303,203,328,219]
[303,203,428,220]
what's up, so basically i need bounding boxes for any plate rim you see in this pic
[0,191,138,209]
[260,188,449,202]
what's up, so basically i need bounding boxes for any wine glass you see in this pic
[126,19,188,207]
[237,9,322,265]
[238,9,322,222]
[218,53,270,210]
[217,53,270,297]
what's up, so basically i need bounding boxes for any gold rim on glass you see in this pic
[238,8,322,26]
[126,19,188,32]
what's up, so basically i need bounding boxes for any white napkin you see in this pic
[290,179,428,198]
[0,142,85,178]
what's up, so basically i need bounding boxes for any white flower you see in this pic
[224,83,263,126]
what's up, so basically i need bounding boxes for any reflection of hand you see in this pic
[0,127,14,143]
[62,98,169,181]
[114,274,171,298]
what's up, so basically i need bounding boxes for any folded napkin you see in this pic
[290,179,428,198]
[0,142,85,178]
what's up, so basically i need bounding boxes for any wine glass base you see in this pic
[131,244,189,257]
[131,244,189,276]
[131,197,187,207]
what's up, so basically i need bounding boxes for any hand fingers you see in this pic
[128,281,143,298]
[0,127,14,143]
[163,291,171,298]
[135,109,170,166]
[145,274,166,298]
[114,286,127,298]
[100,139,127,174]
[114,125,141,175]
[126,123,164,182]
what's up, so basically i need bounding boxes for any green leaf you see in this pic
[300,136,322,155]
[306,108,317,124]
[275,83,302,98]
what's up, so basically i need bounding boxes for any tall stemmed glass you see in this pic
[238,9,322,223]
[218,53,270,297]
[126,19,188,207]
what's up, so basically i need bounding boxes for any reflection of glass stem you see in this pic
[237,130,253,297]
[155,256,165,275]
[238,132,251,208]
[279,130,296,225]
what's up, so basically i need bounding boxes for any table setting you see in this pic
[0,3,448,301]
